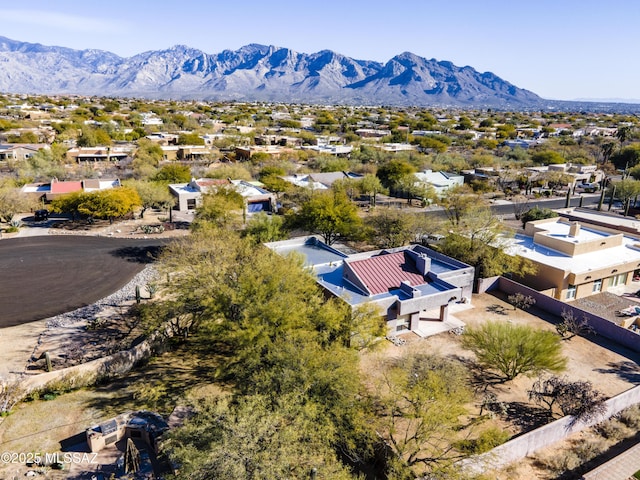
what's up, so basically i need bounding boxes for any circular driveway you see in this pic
[0,236,170,327]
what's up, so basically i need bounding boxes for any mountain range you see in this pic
[0,36,555,108]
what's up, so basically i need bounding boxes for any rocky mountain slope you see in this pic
[0,36,542,107]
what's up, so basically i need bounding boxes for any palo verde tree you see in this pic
[374,353,472,477]
[243,211,287,243]
[293,190,362,245]
[153,226,378,473]
[462,321,567,382]
[365,208,426,248]
[520,206,558,227]
[358,173,387,207]
[438,200,536,281]
[50,187,141,223]
[165,394,354,480]
[193,187,245,229]
[0,182,38,223]
[124,179,174,218]
[376,158,416,191]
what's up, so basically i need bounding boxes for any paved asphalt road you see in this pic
[0,236,170,328]
[423,193,604,220]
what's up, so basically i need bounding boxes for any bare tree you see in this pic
[508,292,536,311]
[556,309,596,339]
[529,376,607,423]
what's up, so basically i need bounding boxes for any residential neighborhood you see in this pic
[1,93,640,480]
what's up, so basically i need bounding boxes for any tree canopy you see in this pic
[462,321,567,382]
[293,191,362,245]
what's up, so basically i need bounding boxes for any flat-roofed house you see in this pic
[0,143,48,161]
[267,237,474,336]
[504,217,640,301]
[169,178,276,213]
[414,169,465,196]
[20,178,122,202]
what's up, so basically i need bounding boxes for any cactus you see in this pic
[135,285,141,304]
[45,351,52,372]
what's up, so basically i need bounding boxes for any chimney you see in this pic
[415,253,432,275]
[569,222,580,238]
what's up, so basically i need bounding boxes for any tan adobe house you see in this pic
[0,143,49,161]
[504,217,640,301]
[169,178,276,213]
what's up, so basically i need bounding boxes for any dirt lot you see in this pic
[361,291,640,478]
[368,291,639,408]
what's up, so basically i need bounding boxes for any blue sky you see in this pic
[1,0,639,101]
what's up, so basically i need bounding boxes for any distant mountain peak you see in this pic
[0,36,543,107]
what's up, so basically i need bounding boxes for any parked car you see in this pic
[575,182,599,193]
[34,209,49,221]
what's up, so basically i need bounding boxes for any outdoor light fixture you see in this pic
[612,269,618,273]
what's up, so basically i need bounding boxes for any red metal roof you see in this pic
[347,251,426,295]
[50,181,83,194]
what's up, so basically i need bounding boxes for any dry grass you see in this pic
[0,338,227,478]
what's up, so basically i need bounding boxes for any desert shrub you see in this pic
[538,450,582,474]
[595,418,629,441]
[618,404,640,429]
[25,373,93,402]
[573,437,607,461]
[455,427,511,454]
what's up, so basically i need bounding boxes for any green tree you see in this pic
[50,188,140,222]
[76,125,112,147]
[365,208,423,248]
[375,353,472,476]
[0,184,37,223]
[49,191,84,220]
[358,174,387,206]
[154,227,376,468]
[132,139,164,179]
[194,188,244,228]
[347,303,386,351]
[294,191,362,245]
[610,143,640,170]
[520,206,558,227]
[77,187,141,222]
[441,185,479,226]
[152,164,192,184]
[462,321,567,382]
[165,394,354,480]
[124,179,174,218]
[612,178,640,215]
[244,212,287,243]
[376,159,416,190]
[438,187,536,280]
[531,150,565,165]
[177,132,205,145]
[7,131,38,143]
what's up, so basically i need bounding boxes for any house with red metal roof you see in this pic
[267,237,475,336]
[20,178,122,202]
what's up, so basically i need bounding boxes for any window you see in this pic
[566,285,577,300]
[592,279,602,293]
[608,273,628,288]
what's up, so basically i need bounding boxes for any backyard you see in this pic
[0,290,638,479]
